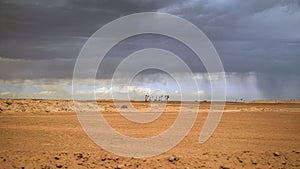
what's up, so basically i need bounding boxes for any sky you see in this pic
[0,0,300,101]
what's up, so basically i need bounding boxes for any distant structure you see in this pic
[145,94,150,102]
[165,95,169,101]
[144,94,170,102]
[235,98,245,102]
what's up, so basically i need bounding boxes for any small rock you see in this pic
[115,164,123,169]
[133,162,140,168]
[168,155,178,162]
[82,156,89,162]
[101,157,106,161]
[237,157,243,163]
[273,152,280,157]
[282,161,286,165]
[56,164,63,168]
[251,159,258,165]
[219,165,230,169]
[75,153,83,159]
[135,162,141,167]
[54,156,60,160]
[5,101,12,105]
[61,104,70,110]
[41,164,51,169]
[45,107,50,113]
[60,151,68,155]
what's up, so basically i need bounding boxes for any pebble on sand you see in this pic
[273,152,280,157]
[115,164,124,169]
[251,159,258,165]
[61,104,70,110]
[56,164,63,168]
[5,101,12,105]
[219,165,230,169]
[237,157,243,163]
[168,155,178,162]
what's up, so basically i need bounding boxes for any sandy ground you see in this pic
[0,99,299,169]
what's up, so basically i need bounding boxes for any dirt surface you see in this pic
[0,99,299,168]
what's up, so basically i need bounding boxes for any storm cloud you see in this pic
[0,0,299,100]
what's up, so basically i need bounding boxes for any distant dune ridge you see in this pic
[246,100,300,104]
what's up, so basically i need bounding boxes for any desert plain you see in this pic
[0,99,299,169]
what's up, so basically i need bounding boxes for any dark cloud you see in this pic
[0,0,299,70]
[0,0,299,99]
[256,73,300,100]
[0,0,178,60]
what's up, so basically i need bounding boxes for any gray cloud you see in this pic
[0,0,299,100]
[2,72,298,100]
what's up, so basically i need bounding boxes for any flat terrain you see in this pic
[0,99,299,168]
